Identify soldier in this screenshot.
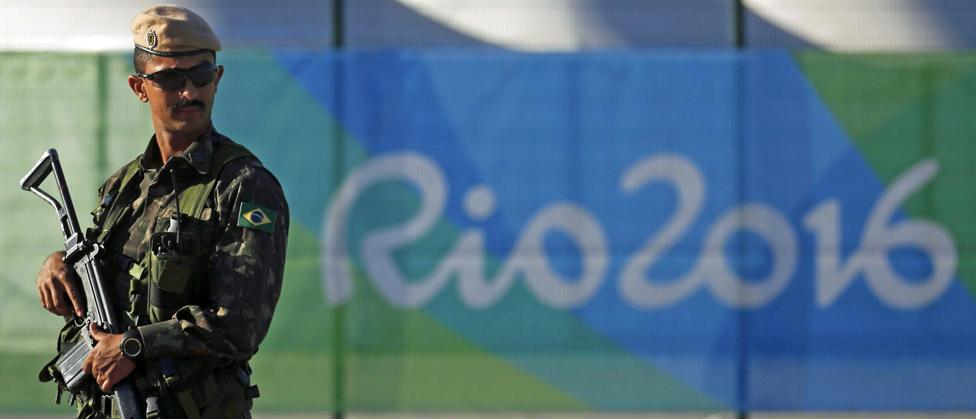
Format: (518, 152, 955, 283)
(33, 5, 289, 418)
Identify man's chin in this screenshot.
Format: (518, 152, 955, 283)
(164, 117, 209, 138)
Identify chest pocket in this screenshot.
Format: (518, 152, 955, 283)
(147, 184, 219, 323)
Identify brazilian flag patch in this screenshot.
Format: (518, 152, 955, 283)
(237, 202, 277, 233)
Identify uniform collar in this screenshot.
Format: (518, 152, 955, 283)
(139, 126, 217, 175)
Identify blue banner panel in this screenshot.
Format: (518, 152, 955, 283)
(228, 50, 976, 411)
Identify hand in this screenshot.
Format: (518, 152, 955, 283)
(36, 251, 85, 317)
(83, 324, 136, 392)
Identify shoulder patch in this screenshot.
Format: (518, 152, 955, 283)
(237, 202, 277, 233)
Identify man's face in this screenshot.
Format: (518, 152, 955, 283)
(128, 52, 223, 137)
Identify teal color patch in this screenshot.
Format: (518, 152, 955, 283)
(238, 201, 277, 233)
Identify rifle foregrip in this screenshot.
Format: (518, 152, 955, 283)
(114, 379, 146, 419)
(20, 149, 56, 191)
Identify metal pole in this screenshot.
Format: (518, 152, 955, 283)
(734, 2, 750, 419)
(95, 54, 108, 183)
(331, 1, 346, 419)
(734, 0, 746, 49)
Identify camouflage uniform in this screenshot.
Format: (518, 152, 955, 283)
(86, 127, 288, 418)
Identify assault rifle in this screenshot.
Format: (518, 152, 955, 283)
(21, 149, 146, 419)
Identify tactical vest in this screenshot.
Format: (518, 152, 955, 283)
(94, 140, 258, 327)
(46, 140, 263, 419)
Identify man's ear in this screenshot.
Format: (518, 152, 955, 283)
(213, 65, 224, 89)
(128, 75, 148, 102)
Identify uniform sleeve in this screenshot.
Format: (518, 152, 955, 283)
(137, 160, 289, 360)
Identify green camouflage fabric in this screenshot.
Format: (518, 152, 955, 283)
(89, 127, 288, 415)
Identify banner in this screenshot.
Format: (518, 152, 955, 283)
(1, 50, 975, 412)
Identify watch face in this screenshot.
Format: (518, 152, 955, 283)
(122, 337, 142, 358)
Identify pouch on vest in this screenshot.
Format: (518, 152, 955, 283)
(148, 213, 204, 323)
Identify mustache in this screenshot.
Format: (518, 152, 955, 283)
(172, 99, 205, 111)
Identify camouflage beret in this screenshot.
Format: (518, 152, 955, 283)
(131, 4, 221, 57)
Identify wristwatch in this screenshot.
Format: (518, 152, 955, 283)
(119, 329, 144, 360)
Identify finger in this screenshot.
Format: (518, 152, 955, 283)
(104, 373, 119, 392)
(94, 372, 106, 392)
(97, 371, 113, 392)
(38, 284, 51, 312)
(48, 286, 65, 314)
(49, 288, 72, 316)
(60, 272, 85, 318)
(37, 282, 45, 303)
(89, 323, 106, 340)
(82, 352, 92, 374)
(40, 286, 67, 316)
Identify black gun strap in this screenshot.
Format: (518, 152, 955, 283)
(96, 160, 144, 245)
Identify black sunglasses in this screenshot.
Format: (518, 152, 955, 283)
(136, 62, 221, 91)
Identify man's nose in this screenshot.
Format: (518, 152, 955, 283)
(177, 77, 199, 97)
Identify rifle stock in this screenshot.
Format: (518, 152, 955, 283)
(20, 149, 55, 191)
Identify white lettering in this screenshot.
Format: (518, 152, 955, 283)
(321, 153, 447, 307)
(322, 152, 958, 311)
(805, 159, 957, 309)
(323, 153, 608, 309)
(507, 204, 609, 308)
(618, 155, 706, 308)
(702, 204, 797, 308)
